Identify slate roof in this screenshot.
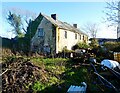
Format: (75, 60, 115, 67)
(41, 13, 88, 36)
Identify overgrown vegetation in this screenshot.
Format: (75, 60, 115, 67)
(2, 39, 120, 92)
(89, 38, 99, 48)
(72, 42, 90, 50)
(1, 37, 12, 49)
(24, 13, 43, 51)
(103, 41, 120, 52)
(2, 9, 120, 93)
(2, 13, 43, 55)
(2, 56, 98, 93)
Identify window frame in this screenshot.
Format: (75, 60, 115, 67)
(83, 35, 84, 40)
(80, 35, 81, 40)
(75, 33, 77, 39)
(38, 28, 44, 37)
(65, 31, 67, 39)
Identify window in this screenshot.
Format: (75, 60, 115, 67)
(65, 31, 67, 38)
(75, 33, 77, 39)
(83, 35, 84, 40)
(65, 46, 67, 48)
(33, 45, 38, 51)
(38, 28, 44, 37)
(52, 25, 56, 37)
(80, 35, 81, 40)
(87, 37, 88, 41)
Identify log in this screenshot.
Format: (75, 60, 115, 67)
(90, 62, 104, 85)
(94, 72, 119, 92)
(104, 66, 120, 80)
(0, 69, 9, 76)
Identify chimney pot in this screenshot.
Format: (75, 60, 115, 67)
(51, 14, 57, 20)
(73, 24, 77, 28)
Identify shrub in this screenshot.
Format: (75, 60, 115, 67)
(72, 42, 90, 50)
(32, 81, 45, 92)
(62, 47, 74, 53)
(89, 38, 99, 48)
(103, 41, 120, 52)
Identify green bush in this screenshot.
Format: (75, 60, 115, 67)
(72, 42, 90, 50)
(32, 81, 45, 92)
(91, 46, 114, 61)
(62, 47, 74, 53)
(103, 41, 120, 52)
(89, 38, 99, 48)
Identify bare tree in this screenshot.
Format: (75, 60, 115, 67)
(82, 22, 99, 47)
(104, 1, 120, 26)
(104, 1, 120, 39)
(82, 22, 98, 38)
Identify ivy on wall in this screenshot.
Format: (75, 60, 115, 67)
(23, 13, 43, 52)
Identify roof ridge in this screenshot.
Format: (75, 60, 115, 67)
(40, 13, 88, 36)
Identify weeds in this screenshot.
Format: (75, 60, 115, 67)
(2, 56, 99, 93)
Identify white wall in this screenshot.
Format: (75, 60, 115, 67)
(57, 29, 87, 52)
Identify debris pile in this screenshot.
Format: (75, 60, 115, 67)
(2, 57, 47, 93)
(89, 59, 120, 93)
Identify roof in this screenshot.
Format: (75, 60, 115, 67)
(40, 13, 88, 36)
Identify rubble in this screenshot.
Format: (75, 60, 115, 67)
(2, 57, 47, 93)
(89, 60, 120, 92)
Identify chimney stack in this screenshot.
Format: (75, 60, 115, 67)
(51, 14, 57, 20)
(73, 24, 77, 28)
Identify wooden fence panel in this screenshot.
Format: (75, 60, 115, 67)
(114, 52, 120, 62)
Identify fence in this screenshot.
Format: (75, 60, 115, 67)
(114, 52, 120, 62)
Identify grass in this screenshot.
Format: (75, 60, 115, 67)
(2, 56, 104, 93)
(30, 57, 90, 93)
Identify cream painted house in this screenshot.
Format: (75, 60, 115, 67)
(31, 13, 88, 54)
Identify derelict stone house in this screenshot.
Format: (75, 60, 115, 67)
(31, 13, 88, 54)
